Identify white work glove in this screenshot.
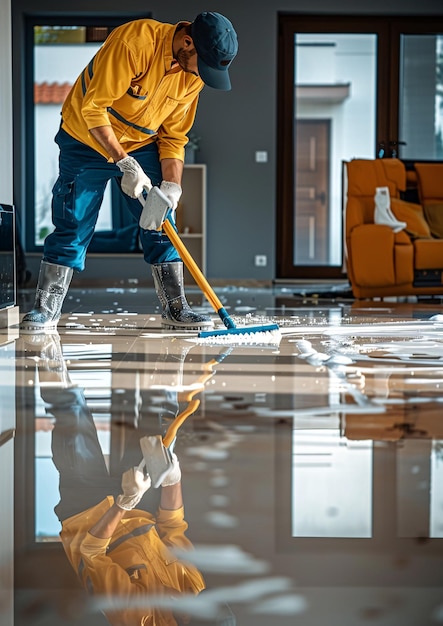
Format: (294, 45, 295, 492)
(117, 156, 152, 198)
(161, 452, 182, 487)
(159, 181, 182, 211)
(116, 465, 152, 510)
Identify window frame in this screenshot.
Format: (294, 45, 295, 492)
(23, 13, 151, 253)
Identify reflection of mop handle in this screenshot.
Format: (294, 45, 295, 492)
(162, 353, 228, 448)
(163, 399, 201, 448)
(140, 348, 232, 487)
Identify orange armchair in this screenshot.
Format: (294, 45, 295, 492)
(344, 158, 443, 299)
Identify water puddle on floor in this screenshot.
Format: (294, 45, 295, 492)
(5, 297, 443, 624)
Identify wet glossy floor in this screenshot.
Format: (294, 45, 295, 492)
(2, 286, 443, 625)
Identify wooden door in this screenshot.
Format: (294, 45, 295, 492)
(294, 120, 330, 265)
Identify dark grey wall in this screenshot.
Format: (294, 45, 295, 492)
(12, 0, 443, 284)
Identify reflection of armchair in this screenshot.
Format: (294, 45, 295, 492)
(344, 158, 443, 299)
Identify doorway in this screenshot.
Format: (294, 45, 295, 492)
(277, 14, 443, 280)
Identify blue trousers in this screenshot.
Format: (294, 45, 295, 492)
(43, 128, 180, 271)
(47, 384, 177, 521)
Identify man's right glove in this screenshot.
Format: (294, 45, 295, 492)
(161, 452, 182, 487)
(117, 156, 152, 198)
(116, 465, 152, 510)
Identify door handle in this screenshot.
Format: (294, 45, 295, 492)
(389, 140, 407, 158)
(316, 191, 326, 205)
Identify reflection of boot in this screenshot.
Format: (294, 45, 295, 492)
(23, 332, 73, 388)
(149, 338, 194, 388)
(136, 338, 192, 433)
(152, 261, 213, 330)
(20, 260, 73, 333)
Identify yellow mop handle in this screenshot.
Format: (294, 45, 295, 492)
(162, 220, 224, 314)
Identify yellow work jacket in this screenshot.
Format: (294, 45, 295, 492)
(61, 19, 204, 162)
(60, 496, 205, 626)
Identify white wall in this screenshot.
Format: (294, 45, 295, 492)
(0, 0, 12, 203)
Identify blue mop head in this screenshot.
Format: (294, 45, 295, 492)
(196, 305, 281, 344)
(197, 322, 281, 344)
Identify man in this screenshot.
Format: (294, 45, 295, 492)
(39, 337, 206, 624)
(23, 329, 236, 625)
(21, 12, 238, 333)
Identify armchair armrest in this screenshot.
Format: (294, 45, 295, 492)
(347, 224, 413, 287)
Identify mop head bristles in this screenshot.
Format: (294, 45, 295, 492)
(197, 323, 281, 345)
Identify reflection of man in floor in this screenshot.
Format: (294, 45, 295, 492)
(37, 334, 206, 625)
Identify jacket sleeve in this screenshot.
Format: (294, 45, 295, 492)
(155, 506, 194, 550)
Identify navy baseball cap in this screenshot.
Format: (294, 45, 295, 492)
(191, 12, 238, 91)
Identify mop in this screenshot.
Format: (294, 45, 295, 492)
(140, 347, 233, 487)
(139, 187, 281, 342)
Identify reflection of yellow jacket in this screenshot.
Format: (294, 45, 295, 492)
(61, 19, 204, 161)
(60, 496, 205, 626)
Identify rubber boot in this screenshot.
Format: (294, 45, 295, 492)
(20, 260, 73, 333)
(151, 262, 213, 330)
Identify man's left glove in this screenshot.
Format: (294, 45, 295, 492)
(117, 156, 152, 198)
(116, 465, 152, 510)
(160, 181, 182, 211)
(161, 452, 182, 487)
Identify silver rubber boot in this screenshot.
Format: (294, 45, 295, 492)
(151, 262, 213, 330)
(20, 260, 73, 333)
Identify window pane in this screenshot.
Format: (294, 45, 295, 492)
(294, 34, 377, 266)
(33, 27, 112, 246)
(399, 34, 443, 160)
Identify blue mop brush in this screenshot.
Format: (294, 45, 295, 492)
(161, 218, 280, 342)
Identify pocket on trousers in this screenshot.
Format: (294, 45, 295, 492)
(52, 177, 75, 222)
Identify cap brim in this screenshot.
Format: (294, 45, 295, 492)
(197, 57, 232, 91)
